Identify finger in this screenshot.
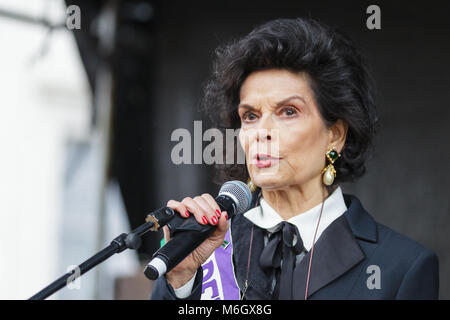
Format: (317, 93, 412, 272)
(167, 199, 190, 218)
(181, 197, 209, 225)
(211, 211, 229, 239)
(163, 226, 171, 243)
(200, 193, 222, 219)
(217, 211, 229, 232)
(194, 195, 219, 225)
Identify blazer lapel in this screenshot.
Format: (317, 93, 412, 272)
(231, 214, 273, 299)
(342, 194, 378, 243)
(292, 193, 378, 299)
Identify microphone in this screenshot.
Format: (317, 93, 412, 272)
(143, 180, 252, 280)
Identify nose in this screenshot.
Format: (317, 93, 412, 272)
(256, 114, 274, 143)
(256, 130, 272, 142)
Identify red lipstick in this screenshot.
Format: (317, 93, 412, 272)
(254, 154, 281, 168)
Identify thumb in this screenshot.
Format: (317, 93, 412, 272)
(217, 211, 229, 233)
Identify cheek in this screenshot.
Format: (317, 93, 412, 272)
(238, 129, 248, 152)
(279, 126, 306, 153)
(238, 129, 254, 160)
(279, 125, 327, 168)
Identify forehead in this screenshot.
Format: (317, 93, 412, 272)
(239, 69, 313, 102)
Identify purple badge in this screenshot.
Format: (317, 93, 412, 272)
(201, 229, 240, 300)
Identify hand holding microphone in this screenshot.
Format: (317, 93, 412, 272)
(144, 181, 251, 289)
(163, 194, 229, 289)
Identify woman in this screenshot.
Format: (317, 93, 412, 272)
(150, 17, 439, 300)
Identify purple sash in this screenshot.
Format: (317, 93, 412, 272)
(200, 229, 240, 300)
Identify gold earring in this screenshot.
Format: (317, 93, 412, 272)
(247, 178, 257, 192)
(322, 147, 340, 186)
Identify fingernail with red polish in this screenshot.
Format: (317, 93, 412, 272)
(211, 216, 218, 225)
(216, 209, 221, 217)
(224, 212, 228, 220)
(202, 216, 208, 224)
(185, 211, 190, 217)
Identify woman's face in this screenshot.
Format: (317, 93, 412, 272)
(238, 68, 340, 191)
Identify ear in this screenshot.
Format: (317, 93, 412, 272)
(328, 119, 348, 153)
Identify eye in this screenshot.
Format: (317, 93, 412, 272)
(241, 111, 257, 122)
(280, 106, 298, 117)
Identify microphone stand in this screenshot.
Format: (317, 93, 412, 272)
(29, 207, 174, 300)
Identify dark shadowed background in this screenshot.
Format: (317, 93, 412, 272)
(87, 0, 450, 298)
(107, 0, 448, 298)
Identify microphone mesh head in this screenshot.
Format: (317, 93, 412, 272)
(218, 180, 252, 215)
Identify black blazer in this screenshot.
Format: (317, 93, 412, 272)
(150, 193, 439, 300)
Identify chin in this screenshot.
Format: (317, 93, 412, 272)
(252, 175, 288, 191)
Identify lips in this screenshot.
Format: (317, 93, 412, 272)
(253, 154, 281, 168)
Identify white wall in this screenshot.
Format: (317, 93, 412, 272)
(0, 0, 139, 299)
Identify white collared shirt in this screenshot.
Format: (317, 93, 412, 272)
(173, 186, 348, 298)
(244, 186, 348, 251)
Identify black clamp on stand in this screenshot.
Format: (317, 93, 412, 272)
(29, 207, 175, 300)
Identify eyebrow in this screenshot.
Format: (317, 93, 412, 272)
(238, 94, 306, 111)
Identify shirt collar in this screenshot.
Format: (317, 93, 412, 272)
(244, 186, 348, 250)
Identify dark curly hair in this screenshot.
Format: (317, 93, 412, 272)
(201, 17, 379, 189)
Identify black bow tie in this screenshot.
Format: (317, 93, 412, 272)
(259, 221, 305, 299)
